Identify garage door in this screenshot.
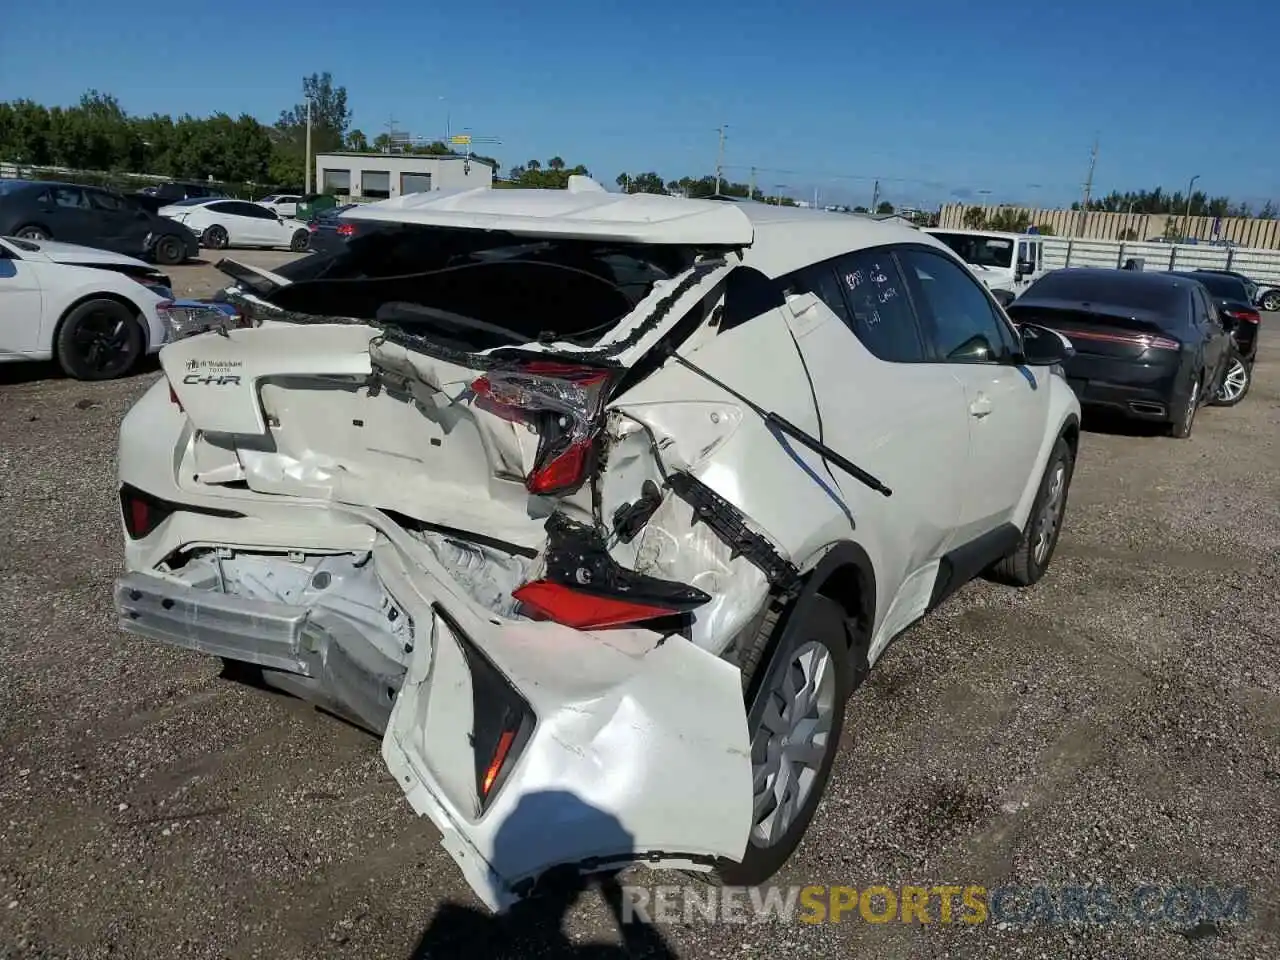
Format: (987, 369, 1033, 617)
(401, 173, 433, 195)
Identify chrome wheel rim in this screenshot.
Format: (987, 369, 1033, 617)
(1218, 358, 1247, 402)
(1184, 381, 1198, 433)
(1033, 462, 1067, 566)
(1263, 293, 1280, 312)
(749, 640, 837, 848)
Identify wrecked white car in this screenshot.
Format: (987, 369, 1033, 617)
(113, 179, 1081, 912)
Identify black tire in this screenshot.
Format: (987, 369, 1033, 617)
(290, 229, 310, 252)
(152, 233, 185, 265)
(1168, 375, 1201, 439)
(988, 436, 1075, 587)
(1210, 349, 1250, 407)
(713, 596, 855, 887)
(1261, 290, 1280, 312)
(202, 225, 229, 249)
(14, 224, 50, 241)
(54, 299, 144, 381)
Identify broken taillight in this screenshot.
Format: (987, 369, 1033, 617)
(120, 484, 174, 539)
(512, 581, 687, 629)
(471, 359, 620, 496)
(511, 513, 713, 630)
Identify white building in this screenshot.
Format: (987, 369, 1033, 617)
(312, 153, 494, 199)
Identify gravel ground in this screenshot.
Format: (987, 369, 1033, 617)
(1, 259, 1277, 959)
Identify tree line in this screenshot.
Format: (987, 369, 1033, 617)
(2, 85, 1274, 219)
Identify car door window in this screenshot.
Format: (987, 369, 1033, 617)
(53, 187, 89, 210)
(88, 191, 125, 213)
(902, 248, 1016, 363)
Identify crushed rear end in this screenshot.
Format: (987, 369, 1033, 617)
(112, 191, 818, 909)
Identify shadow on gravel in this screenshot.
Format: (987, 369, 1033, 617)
(0, 354, 160, 386)
(408, 790, 678, 960)
(1079, 408, 1170, 438)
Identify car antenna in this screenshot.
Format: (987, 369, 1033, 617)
(659, 344, 892, 497)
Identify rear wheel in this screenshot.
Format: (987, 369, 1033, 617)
(1261, 290, 1280, 312)
(290, 228, 310, 252)
(713, 597, 854, 886)
(1168, 376, 1200, 439)
(152, 233, 185, 265)
(55, 299, 144, 380)
(15, 224, 50, 241)
(202, 224, 229, 249)
(1211, 350, 1250, 406)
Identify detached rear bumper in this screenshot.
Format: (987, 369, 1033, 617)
(112, 508, 753, 913)
(114, 570, 405, 734)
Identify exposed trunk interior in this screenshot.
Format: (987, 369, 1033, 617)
(257, 225, 700, 352)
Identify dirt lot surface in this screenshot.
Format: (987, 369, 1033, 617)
(1, 259, 1277, 958)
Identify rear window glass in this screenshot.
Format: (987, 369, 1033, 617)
(0, 180, 33, 196)
(1021, 271, 1185, 314)
(1178, 273, 1246, 299)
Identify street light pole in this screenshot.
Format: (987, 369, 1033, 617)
(304, 97, 312, 193)
(1183, 174, 1200, 242)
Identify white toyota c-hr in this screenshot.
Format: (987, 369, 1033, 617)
(112, 179, 1081, 911)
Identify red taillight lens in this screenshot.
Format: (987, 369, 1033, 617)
(1147, 336, 1181, 350)
(335, 223, 356, 237)
(1056, 328, 1180, 351)
(308, 223, 319, 233)
(512, 581, 681, 629)
(471, 359, 619, 496)
(1226, 309, 1261, 325)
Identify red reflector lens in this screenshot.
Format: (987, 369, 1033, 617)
(512, 580, 679, 629)
(335, 223, 356, 236)
(481, 729, 517, 797)
(129, 498, 150, 536)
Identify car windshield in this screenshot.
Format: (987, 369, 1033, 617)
(1021, 271, 1185, 314)
(929, 232, 1015, 269)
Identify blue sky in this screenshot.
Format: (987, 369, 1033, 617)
(2, 0, 1276, 210)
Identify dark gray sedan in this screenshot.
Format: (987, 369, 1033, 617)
(0, 179, 200, 265)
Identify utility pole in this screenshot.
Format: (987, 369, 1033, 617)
(715, 125, 727, 195)
(1079, 137, 1098, 237)
(304, 98, 313, 193)
(749, 165, 756, 199)
(870, 179, 880, 212)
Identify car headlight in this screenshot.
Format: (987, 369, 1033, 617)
(157, 299, 253, 341)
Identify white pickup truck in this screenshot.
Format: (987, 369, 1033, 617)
(924, 229, 1047, 305)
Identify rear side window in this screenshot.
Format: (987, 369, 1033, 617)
(831, 249, 926, 362)
(88, 191, 124, 212)
(784, 249, 926, 362)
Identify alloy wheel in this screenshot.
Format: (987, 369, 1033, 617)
(1183, 380, 1199, 434)
(1033, 461, 1067, 566)
(73, 310, 135, 377)
(1217, 357, 1248, 403)
(749, 640, 838, 848)
(1262, 292, 1280, 312)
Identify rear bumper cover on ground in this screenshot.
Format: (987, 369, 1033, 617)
(111, 508, 754, 912)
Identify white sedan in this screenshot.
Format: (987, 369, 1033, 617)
(255, 194, 302, 217)
(0, 236, 171, 380)
(158, 198, 311, 252)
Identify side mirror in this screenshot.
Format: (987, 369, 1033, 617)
(1017, 322, 1076, 365)
(1015, 259, 1034, 279)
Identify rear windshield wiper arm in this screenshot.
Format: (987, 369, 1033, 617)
(661, 346, 892, 497)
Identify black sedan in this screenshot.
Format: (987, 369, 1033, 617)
(1168, 270, 1260, 363)
(0, 179, 199, 265)
(1008, 269, 1233, 439)
(305, 203, 365, 255)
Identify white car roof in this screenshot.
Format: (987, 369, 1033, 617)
(342, 177, 950, 279)
(924, 228, 1029, 241)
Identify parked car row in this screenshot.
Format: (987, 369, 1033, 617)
(107, 181, 1255, 917)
